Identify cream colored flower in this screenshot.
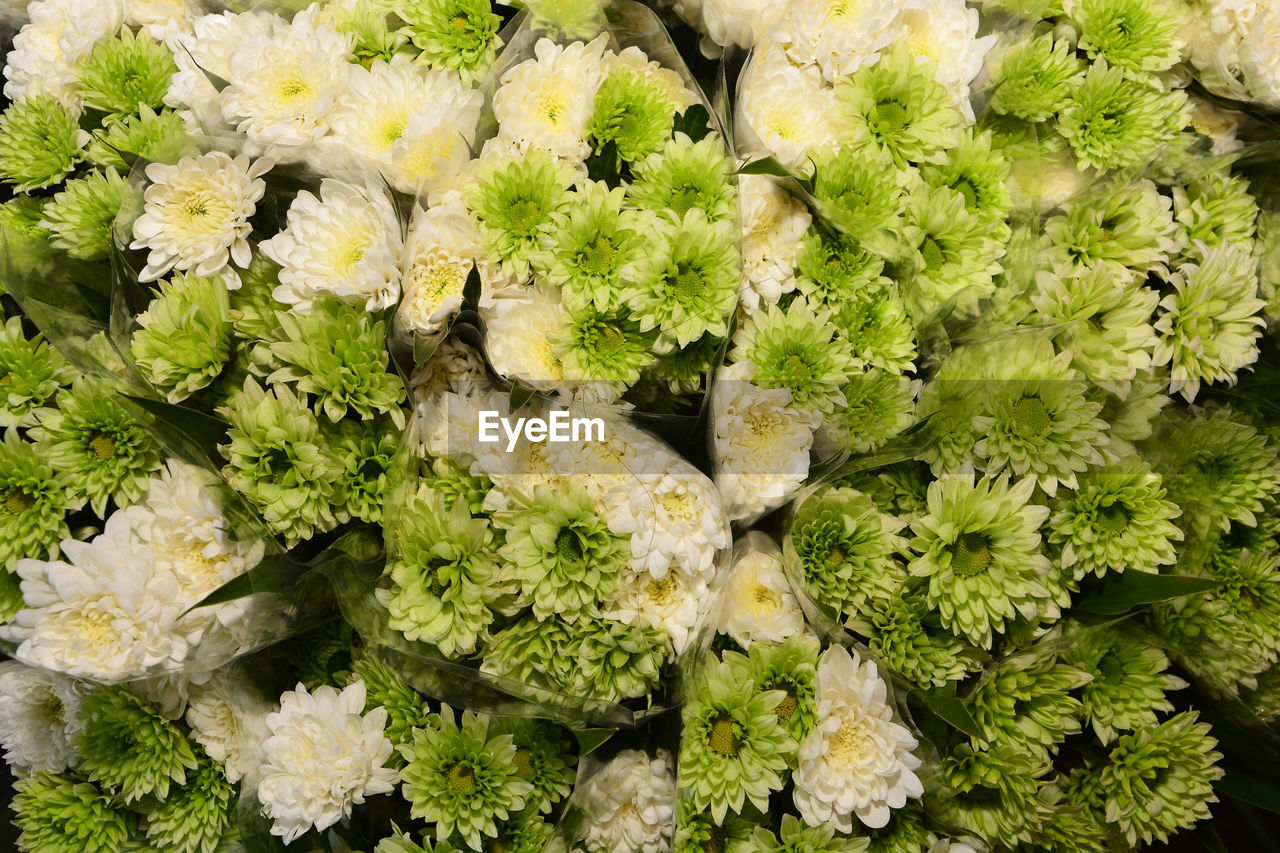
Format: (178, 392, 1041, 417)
(1242, 0, 1280, 107)
(772, 0, 899, 81)
(894, 0, 995, 121)
(606, 563, 707, 655)
(719, 532, 806, 647)
(2, 0, 124, 106)
(0, 660, 88, 773)
(186, 672, 272, 786)
(395, 194, 492, 338)
(126, 0, 199, 40)
(738, 173, 810, 312)
(607, 470, 730, 580)
(1187, 94, 1246, 154)
(481, 289, 568, 387)
(578, 749, 676, 853)
(737, 44, 840, 171)
(793, 645, 923, 831)
(165, 10, 281, 135)
(492, 35, 609, 163)
(258, 681, 398, 844)
(130, 150, 270, 288)
(676, 0, 790, 52)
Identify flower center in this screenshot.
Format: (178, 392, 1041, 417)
(1011, 395, 1052, 437)
(555, 529, 584, 566)
(747, 581, 781, 615)
(332, 233, 373, 274)
(274, 72, 314, 105)
(874, 100, 910, 136)
(779, 353, 814, 387)
(180, 544, 223, 588)
(512, 747, 535, 779)
(4, 488, 33, 514)
(830, 716, 869, 763)
(378, 115, 409, 147)
(507, 199, 543, 235)
(772, 681, 799, 721)
(708, 715, 740, 757)
(671, 263, 704, 305)
(578, 235, 617, 276)
(951, 532, 993, 577)
(447, 761, 476, 791)
(0, 374, 10, 384)
(89, 432, 117, 459)
(1096, 502, 1130, 534)
(645, 575, 681, 606)
(920, 236, 946, 271)
(452, 14, 474, 36)
(700, 826, 727, 853)
(670, 187, 703, 217)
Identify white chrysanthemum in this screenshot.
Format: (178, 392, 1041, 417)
(606, 564, 707, 654)
(481, 289, 568, 386)
(677, 0, 790, 52)
(1008, 148, 1094, 212)
(129, 151, 270, 288)
(0, 660, 88, 773)
(0, 512, 186, 681)
(536, 412, 645, 504)
(772, 0, 899, 81)
(792, 645, 923, 831)
(1153, 241, 1267, 401)
(492, 35, 608, 163)
(738, 173, 810, 312)
(263, 179, 404, 311)
(606, 45, 702, 112)
(220, 5, 354, 153)
(186, 672, 272, 786)
(395, 194, 495, 338)
(719, 532, 806, 647)
(738, 45, 841, 171)
(578, 749, 676, 853)
(2, 0, 124, 106)
(165, 10, 281, 135)
(315, 54, 482, 195)
(258, 681, 398, 845)
(607, 471, 730, 580)
(713, 361, 822, 522)
(1242, 0, 1280, 107)
(1187, 94, 1246, 155)
(893, 0, 995, 122)
(126, 0, 199, 40)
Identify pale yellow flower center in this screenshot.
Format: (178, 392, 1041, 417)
(830, 715, 870, 764)
(272, 70, 315, 108)
(766, 113, 797, 142)
(406, 255, 467, 317)
(645, 575, 682, 606)
(67, 604, 119, 648)
(746, 580, 781, 616)
(535, 81, 573, 128)
(178, 188, 232, 229)
(180, 544, 226, 590)
(396, 129, 454, 181)
(329, 231, 374, 275)
(824, 0, 865, 25)
(659, 488, 697, 523)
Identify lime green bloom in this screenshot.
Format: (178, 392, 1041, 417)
(1038, 771, 1112, 853)
(1047, 458, 1182, 580)
(827, 368, 917, 455)
(752, 814, 868, 852)
(268, 296, 406, 425)
(649, 330, 721, 394)
(537, 182, 645, 313)
(0, 430, 70, 571)
(836, 46, 963, 166)
(810, 146, 906, 241)
(1039, 178, 1179, 277)
(587, 71, 677, 164)
(1257, 210, 1280, 324)
(1057, 62, 1187, 172)
(988, 34, 1085, 122)
(466, 151, 574, 280)
(39, 168, 129, 261)
(228, 252, 286, 344)
(920, 128, 1013, 232)
(849, 589, 984, 689)
(0, 94, 84, 191)
(421, 454, 491, 516)
(76, 30, 177, 117)
(0, 315, 72, 429)
(398, 0, 503, 83)
(897, 183, 1002, 320)
(384, 484, 504, 657)
(350, 652, 435, 752)
(376, 824, 460, 852)
(398, 705, 534, 851)
(1172, 171, 1258, 258)
(85, 105, 194, 171)
(1151, 583, 1272, 698)
(522, 0, 607, 38)
(907, 471, 1052, 648)
(742, 633, 821, 748)
(496, 484, 625, 622)
(490, 718, 577, 814)
(859, 806, 935, 853)
(623, 208, 739, 348)
(13, 772, 139, 853)
(679, 657, 794, 822)
(554, 307, 658, 391)
(292, 620, 357, 690)
(928, 744, 1048, 847)
(32, 381, 163, 516)
(75, 685, 199, 803)
(968, 652, 1089, 759)
(628, 132, 735, 223)
(131, 272, 233, 403)
(327, 0, 406, 61)
(795, 230, 886, 301)
(0, 569, 22, 622)
(485, 809, 556, 853)
(731, 299, 857, 415)
(329, 418, 400, 525)
(675, 803, 755, 853)
(139, 750, 234, 853)
(216, 378, 336, 546)
(790, 486, 908, 616)
(1070, 0, 1182, 77)
(1098, 712, 1222, 846)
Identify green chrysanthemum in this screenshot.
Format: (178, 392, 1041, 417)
(350, 652, 435, 751)
(228, 252, 287, 346)
(1047, 458, 1182, 580)
(752, 814, 868, 853)
(466, 150, 574, 279)
(740, 633, 821, 747)
(1069, 0, 1182, 76)
(0, 194, 51, 242)
(826, 368, 917, 456)
(1257, 209, 1280, 324)
(384, 484, 504, 657)
(1150, 576, 1272, 698)
(399, 0, 503, 82)
(1098, 712, 1222, 846)
(1172, 171, 1258, 258)
(131, 272, 234, 403)
(1039, 178, 1179, 278)
(0, 569, 23, 622)
(0, 94, 84, 191)
(897, 183, 1002, 320)
(836, 46, 963, 166)
(553, 307, 658, 390)
(537, 182, 645, 313)
(85, 105, 194, 171)
(809, 146, 906, 244)
(268, 296, 406, 425)
(375, 824, 454, 853)
(988, 34, 1085, 122)
(795, 230, 887, 301)
(968, 652, 1089, 759)
(485, 809, 556, 853)
(859, 805, 934, 853)
(328, 0, 406, 60)
(0, 315, 72, 429)
(1243, 663, 1280, 722)
(329, 418, 399, 525)
(907, 470, 1052, 648)
(628, 132, 735, 223)
(496, 484, 625, 622)
(480, 616, 579, 698)
(587, 71, 677, 163)
(623, 208, 739, 348)
(38, 168, 129, 261)
(573, 615, 668, 703)
(490, 718, 576, 814)
(32, 381, 163, 516)
(139, 750, 234, 853)
(76, 30, 177, 118)
(837, 463, 932, 524)
(849, 589, 984, 689)
(291, 620, 356, 690)
(649, 330, 722, 394)
(0, 430, 70, 570)
(790, 486, 908, 615)
(674, 802, 755, 853)
(216, 378, 336, 546)
(422, 454, 492, 516)
(1060, 623, 1184, 744)
(398, 705, 534, 851)
(1057, 61, 1187, 173)
(679, 657, 794, 822)
(731, 298, 857, 415)
(75, 686, 199, 803)
(12, 772, 138, 853)
(1038, 771, 1113, 853)
(928, 743, 1048, 847)
(920, 128, 1013, 232)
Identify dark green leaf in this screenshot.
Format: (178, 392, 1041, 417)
(1074, 570, 1220, 615)
(509, 379, 536, 413)
(572, 728, 615, 756)
(737, 157, 793, 178)
(1216, 767, 1280, 815)
(585, 140, 620, 184)
(461, 265, 482, 313)
(187, 553, 307, 610)
(910, 690, 982, 737)
(673, 103, 712, 143)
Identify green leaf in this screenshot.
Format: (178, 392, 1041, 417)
(910, 689, 982, 737)
(1216, 767, 1280, 815)
(737, 156, 793, 178)
(572, 728, 615, 756)
(509, 378, 536, 413)
(187, 553, 307, 610)
(585, 140, 620, 184)
(1074, 570, 1220, 615)
(673, 103, 712, 143)
(461, 264, 482, 313)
